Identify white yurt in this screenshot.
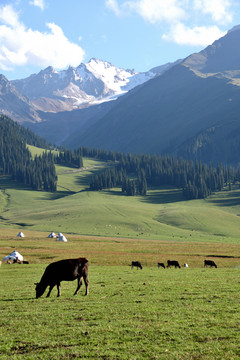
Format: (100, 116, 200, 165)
(56, 233, 68, 242)
(48, 232, 57, 238)
(3, 250, 24, 262)
(17, 232, 25, 238)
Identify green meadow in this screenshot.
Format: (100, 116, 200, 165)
(0, 152, 240, 243)
(1, 149, 240, 359)
(0, 263, 239, 359)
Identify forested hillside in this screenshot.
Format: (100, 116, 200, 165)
(1, 114, 240, 200)
(0, 115, 57, 191)
(79, 147, 240, 200)
(0, 115, 85, 192)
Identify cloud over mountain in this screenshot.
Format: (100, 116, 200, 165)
(105, 0, 232, 47)
(0, 4, 85, 71)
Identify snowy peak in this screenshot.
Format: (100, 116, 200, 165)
(11, 58, 161, 112)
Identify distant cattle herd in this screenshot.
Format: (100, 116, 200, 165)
(131, 259, 218, 270)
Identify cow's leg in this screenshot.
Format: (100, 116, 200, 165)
(74, 276, 82, 295)
(83, 274, 89, 296)
(57, 282, 61, 297)
(46, 285, 54, 297)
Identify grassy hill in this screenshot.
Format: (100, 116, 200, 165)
(1, 146, 240, 360)
(1, 146, 240, 244)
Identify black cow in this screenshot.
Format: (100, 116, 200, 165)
(157, 262, 165, 269)
(35, 258, 89, 298)
(131, 261, 143, 269)
(167, 260, 181, 268)
(204, 260, 217, 268)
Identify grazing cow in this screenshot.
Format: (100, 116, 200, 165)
(167, 260, 181, 268)
(131, 261, 143, 270)
(184, 263, 189, 268)
(157, 262, 165, 269)
(35, 258, 89, 298)
(204, 260, 217, 268)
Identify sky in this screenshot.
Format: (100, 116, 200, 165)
(0, 0, 240, 80)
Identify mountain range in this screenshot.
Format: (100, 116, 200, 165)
(1, 25, 240, 164)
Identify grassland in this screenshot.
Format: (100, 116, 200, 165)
(0, 262, 239, 359)
(1, 149, 240, 359)
(0, 152, 240, 243)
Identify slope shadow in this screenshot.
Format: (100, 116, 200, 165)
(98, 187, 184, 205)
(209, 190, 240, 207)
(141, 188, 184, 205)
(0, 176, 31, 191)
(75, 167, 107, 188)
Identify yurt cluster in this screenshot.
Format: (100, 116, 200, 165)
(1, 231, 68, 265)
(48, 232, 68, 242)
(16, 231, 68, 242)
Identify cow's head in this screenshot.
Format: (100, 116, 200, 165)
(35, 282, 45, 299)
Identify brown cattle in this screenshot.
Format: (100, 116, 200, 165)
(131, 261, 143, 269)
(35, 258, 89, 298)
(167, 260, 181, 268)
(204, 260, 217, 268)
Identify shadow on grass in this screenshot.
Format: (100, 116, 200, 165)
(208, 190, 240, 207)
(93, 187, 184, 205)
(141, 188, 184, 205)
(0, 175, 76, 201)
(75, 167, 106, 188)
(0, 297, 36, 302)
(0, 176, 31, 191)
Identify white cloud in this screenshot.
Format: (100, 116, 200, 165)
(0, 4, 21, 27)
(105, 0, 122, 16)
(162, 23, 226, 46)
(194, 0, 232, 24)
(106, 0, 233, 25)
(106, 0, 233, 46)
(0, 5, 85, 71)
(29, 0, 45, 11)
(127, 0, 187, 24)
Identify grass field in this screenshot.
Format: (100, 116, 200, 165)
(1, 149, 240, 358)
(0, 153, 240, 243)
(0, 262, 239, 359)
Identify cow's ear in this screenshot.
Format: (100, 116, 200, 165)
(34, 282, 39, 285)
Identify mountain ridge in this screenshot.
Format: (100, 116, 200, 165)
(11, 58, 174, 113)
(1, 25, 240, 164)
(62, 25, 240, 165)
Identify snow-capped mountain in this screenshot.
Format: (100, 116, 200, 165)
(12, 58, 162, 112)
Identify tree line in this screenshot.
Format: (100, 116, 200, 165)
(77, 146, 239, 199)
(0, 115, 84, 192)
(1, 114, 239, 199)
(0, 115, 57, 191)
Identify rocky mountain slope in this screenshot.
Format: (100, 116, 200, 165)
(63, 26, 240, 165)
(0, 74, 40, 123)
(1, 26, 240, 164)
(12, 58, 176, 113)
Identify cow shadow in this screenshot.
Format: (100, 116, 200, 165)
(0, 297, 35, 302)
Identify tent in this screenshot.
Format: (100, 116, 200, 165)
(48, 232, 57, 238)
(17, 232, 25, 237)
(3, 250, 24, 262)
(56, 233, 68, 242)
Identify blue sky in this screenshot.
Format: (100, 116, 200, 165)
(0, 0, 240, 80)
